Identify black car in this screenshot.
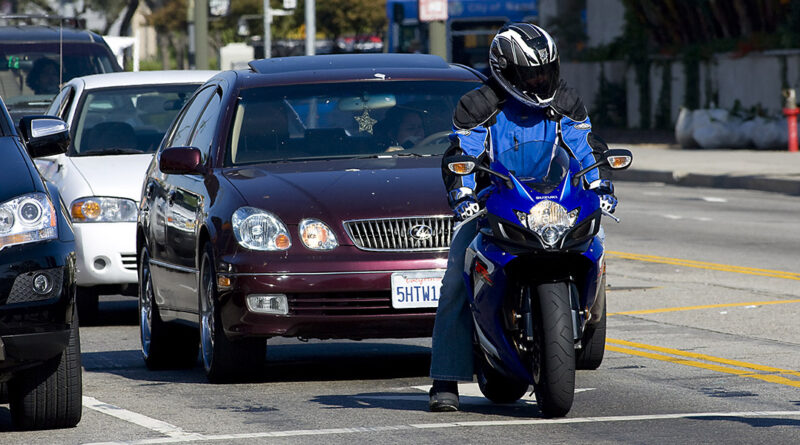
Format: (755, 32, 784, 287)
(0, 96, 81, 429)
(0, 16, 121, 125)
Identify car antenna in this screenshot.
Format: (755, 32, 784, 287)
(59, 16, 64, 86)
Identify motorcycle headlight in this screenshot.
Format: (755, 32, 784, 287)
(516, 200, 579, 247)
(0, 193, 57, 250)
(70, 197, 138, 222)
(299, 219, 338, 250)
(232, 207, 291, 251)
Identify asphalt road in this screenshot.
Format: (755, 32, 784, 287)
(2, 181, 799, 444)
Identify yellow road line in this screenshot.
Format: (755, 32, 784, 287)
(606, 345, 800, 389)
(608, 338, 800, 378)
(607, 251, 800, 281)
(608, 299, 800, 316)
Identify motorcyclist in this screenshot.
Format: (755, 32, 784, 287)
(429, 22, 618, 412)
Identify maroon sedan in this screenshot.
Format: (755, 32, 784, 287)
(136, 54, 482, 381)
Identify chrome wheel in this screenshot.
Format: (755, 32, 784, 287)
(139, 249, 154, 359)
(200, 251, 216, 373)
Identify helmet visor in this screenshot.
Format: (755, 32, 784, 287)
(504, 62, 560, 103)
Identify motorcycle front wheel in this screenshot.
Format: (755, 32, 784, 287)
(531, 282, 575, 417)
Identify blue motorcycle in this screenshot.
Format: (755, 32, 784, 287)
(445, 141, 632, 417)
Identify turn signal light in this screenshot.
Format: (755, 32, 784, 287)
(275, 234, 291, 250)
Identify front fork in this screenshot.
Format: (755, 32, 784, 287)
(518, 281, 584, 349)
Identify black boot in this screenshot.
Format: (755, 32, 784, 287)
(429, 380, 459, 412)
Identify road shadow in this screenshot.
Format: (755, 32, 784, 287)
(80, 341, 431, 385)
(687, 415, 800, 428)
(79, 296, 138, 327)
(311, 391, 543, 418)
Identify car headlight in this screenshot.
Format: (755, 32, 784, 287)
(70, 197, 137, 222)
(516, 200, 579, 247)
(232, 207, 291, 251)
(0, 193, 57, 250)
(299, 219, 338, 250)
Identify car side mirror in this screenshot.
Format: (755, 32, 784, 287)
(160, 146, 204, 175)
(18, 115, 70, 158)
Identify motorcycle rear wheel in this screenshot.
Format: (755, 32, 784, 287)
(576, 275, 606, 370)
(477, 359, 529, 404)
(531, 282, 575, 418)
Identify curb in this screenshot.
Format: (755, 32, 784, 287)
(616, 170, 800, 196)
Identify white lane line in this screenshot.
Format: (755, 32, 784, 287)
(82, 396, 202, 440)
(82, 410, 800, 445)
(702, 197, 727, 203)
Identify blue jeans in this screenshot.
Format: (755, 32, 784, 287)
(429, 218, 478, 382)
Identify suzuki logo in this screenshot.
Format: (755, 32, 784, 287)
(409, 224, 433, 241)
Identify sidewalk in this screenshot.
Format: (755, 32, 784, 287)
(599, 129, 800, 196)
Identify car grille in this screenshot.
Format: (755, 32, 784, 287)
(344, 216, 453, 251)
(121, 253, 137, 271)
(288, 292, 435, 316)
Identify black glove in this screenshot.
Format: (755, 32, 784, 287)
(453, 79, 506, 130)
(547, 79, 588, 122)
(452, 196, 481, 221)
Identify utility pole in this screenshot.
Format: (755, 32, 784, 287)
(263, 0, 294, 59)
(305, 0, 315, 56)
(195, 0, 209, 69)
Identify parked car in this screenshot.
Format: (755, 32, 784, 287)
(0, 16, 121, 125)
(136, 53, 482, 382)
(0, 96, 81, 429)
(34, 70, 218, 321)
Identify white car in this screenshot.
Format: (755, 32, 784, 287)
(35, 70, 218, 320)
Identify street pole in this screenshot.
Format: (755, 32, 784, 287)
(263, 0, 271, 58)
(305, 0, 315, 56)
(429, 20, 447, 60)
(187, 0, 195, 68)
(195, 0, 209, 69)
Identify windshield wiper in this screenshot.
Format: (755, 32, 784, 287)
(74, 148, 145, 157)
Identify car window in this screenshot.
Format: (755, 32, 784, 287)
(168, 86, 216, 148)
(189, 89, 222, 162)
(226, 80, 479, 165)
(0, 42, 117, 116)
(70, 84, 199, 156)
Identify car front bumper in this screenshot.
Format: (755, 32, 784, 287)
(0, 238, 76, 373)
(73, 222, 138, 286)
(217, 252, 448, 340)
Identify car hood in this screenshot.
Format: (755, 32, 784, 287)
(68, 153, 153, 201)
(222, 156, 451, 223)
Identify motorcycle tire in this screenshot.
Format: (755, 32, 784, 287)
(531, 282, 575, 418)
(477, 359, 529, 404)
(576, 277, 606, 370)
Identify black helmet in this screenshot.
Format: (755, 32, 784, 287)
(489, 23, 560, 108)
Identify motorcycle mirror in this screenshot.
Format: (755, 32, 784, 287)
(605, 149, 633, 170)
(444, 155, 479, 175)
(573, 148, 634, 186)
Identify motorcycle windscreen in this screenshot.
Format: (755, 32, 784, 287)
(494, 140, 570, 193)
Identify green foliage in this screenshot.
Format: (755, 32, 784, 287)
(590, 65, 627, 127)
(654, 61, 672, 130)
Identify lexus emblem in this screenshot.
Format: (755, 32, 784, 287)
(409, 224, 433, 241)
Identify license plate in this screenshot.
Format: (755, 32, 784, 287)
(391, 271, 444, 309)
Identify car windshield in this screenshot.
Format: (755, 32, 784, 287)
(71, 84, 198, 156)
(226, 80, 480, 165)
(0, 42, 118, 111)
(494, 140, 570, 190)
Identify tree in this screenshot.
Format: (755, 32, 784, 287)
(145, 0, 189, 69)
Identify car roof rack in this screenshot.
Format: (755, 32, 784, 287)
(0, 14, 86, 29)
